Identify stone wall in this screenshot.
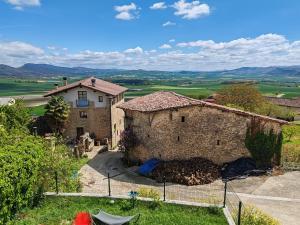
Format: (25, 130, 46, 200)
(125, 105, 282, 165)
(111, 99, 125, 148)
(63, 101, 111, 143)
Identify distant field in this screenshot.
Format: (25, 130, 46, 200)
(0, 77, 299, 100)
(0, 78, 55, 96)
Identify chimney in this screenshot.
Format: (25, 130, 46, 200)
(63, 77, 68, 86)
(91, 78, 96, 87)
(54, 83, 59, 89)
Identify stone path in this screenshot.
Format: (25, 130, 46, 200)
(79, 150, 300, 225)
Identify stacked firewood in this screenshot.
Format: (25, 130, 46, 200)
(152, 158, 220, 186)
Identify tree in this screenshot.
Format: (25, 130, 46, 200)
(283, 125, 299, 142)
(215, 84, 265, 112)
(0, 100, 31, 131)
(45, 96, 70, 133)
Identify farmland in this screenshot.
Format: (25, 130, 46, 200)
(0, 77, 299, 100)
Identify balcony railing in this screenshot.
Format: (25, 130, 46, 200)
(76, 99, 89, 107)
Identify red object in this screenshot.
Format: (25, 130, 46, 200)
(72, 212, 92, 225)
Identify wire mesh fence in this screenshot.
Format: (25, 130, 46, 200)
(52, 168, 245, 224)
(225, 181, 243, 225)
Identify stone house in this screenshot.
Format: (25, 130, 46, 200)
(118, 91, 287, 165)
(44, 77, 127, 149)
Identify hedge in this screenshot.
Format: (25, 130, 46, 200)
(0, 133, 45, 224)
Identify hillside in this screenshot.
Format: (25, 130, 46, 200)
(0, 63, 300, 81)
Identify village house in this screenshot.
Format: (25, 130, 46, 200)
(44, 77, 127, 149)
(265, 96, 300, 120)
(118, 91, 287, 165)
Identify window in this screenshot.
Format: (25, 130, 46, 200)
(99, 96, 103, 102)
(114, 123, 116, 132)
(181, 116, 185, 122)
(177, 136, 180, 141)
(79, 111, 87, 118)
(78, 91, 87, 100)
(217, 140, 220, 145)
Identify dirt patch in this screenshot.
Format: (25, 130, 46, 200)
(152, 158, 220, 186)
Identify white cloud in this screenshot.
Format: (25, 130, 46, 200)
(5, 0, 41, 10)
(163, 21, 176, 27)
(114, 3, 139, 20)
(124, 46, 143, 54)
(169, 39, 176, 43)
(173, 0, 210, 19)
(150, 2, 167, 10)
(3, 34, 300, 71)
(160, 44, 172, 49)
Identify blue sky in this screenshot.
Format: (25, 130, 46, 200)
(1, 0, 300, 71)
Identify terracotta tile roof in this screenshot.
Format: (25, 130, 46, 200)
(44, 77, 128, 97)
(265, 96, 300, 108)
(118, 91, 287, 124)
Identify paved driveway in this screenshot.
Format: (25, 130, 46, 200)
(79, 150, 300, 225)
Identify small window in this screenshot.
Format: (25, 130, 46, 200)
(181, 116, 185, 122)
(79, 111, 87, 118)
(99, 96, 103, 102)
(78, 91, 87, 100)
(177, 136, 180, 141)
(217, 140, 220, 145)
(169, 112, 173, 120)
(114, 123, 116, 132)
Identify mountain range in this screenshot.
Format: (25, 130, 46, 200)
(1, 63, 300, 81)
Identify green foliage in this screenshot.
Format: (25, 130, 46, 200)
(245, 120, 283, 167)
(137, 188, 162, 210)
(41, 138, 84, 192)
(0, 100, 31, 131)
(120, 199, 133, 211)
(0, 131, 45, 224)
(216, 84, 265, 112)
(118, 127, 138, 161)
(241, 205, 281, 225)
(283, 125, 299, 142)
(45, 96, 70, 133)
(138, 187, 160, 199)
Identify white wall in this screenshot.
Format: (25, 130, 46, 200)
(57, 87, 109, 108)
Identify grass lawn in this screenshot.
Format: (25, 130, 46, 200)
(10, 196, 228, 225)
(29, 104, 47, 116)
(282, 125, 300, 166)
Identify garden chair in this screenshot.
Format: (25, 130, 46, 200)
(92, 210, 140, 225)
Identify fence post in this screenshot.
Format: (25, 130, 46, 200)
(237, 201, 242, 225)
(163, 176, 166, 201)
(223, 180, 227, 208)
(55, 171, 58, 194)
(108, 173, 111, 197)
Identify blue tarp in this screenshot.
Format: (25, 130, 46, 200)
(138, 158, 160, 176)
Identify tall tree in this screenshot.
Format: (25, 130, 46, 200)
(45, 96, 70, 133)
(215, 84, 265, 112)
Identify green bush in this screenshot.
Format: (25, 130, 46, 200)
(0, 132, 45, 224)
(138, 188, 160, 199)
(41, 142, 82, 193)
(245, 120, 283, 167)
(241, 205, 281, 225)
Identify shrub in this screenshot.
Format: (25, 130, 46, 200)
(41, 142, 82, 192)
(241, 205, 281, 225)
(118, 127, 138, 161)
(281, 145, 300, 164)
(0, 132, 45, 224)
(283, 125, 299, 142)
(138, 187, 160, 199)
(245, 119, 283, 167)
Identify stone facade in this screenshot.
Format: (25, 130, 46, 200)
(44, 77, 127, 149)
(124, 105, 282, 165)
(64, 100, 111, 143)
